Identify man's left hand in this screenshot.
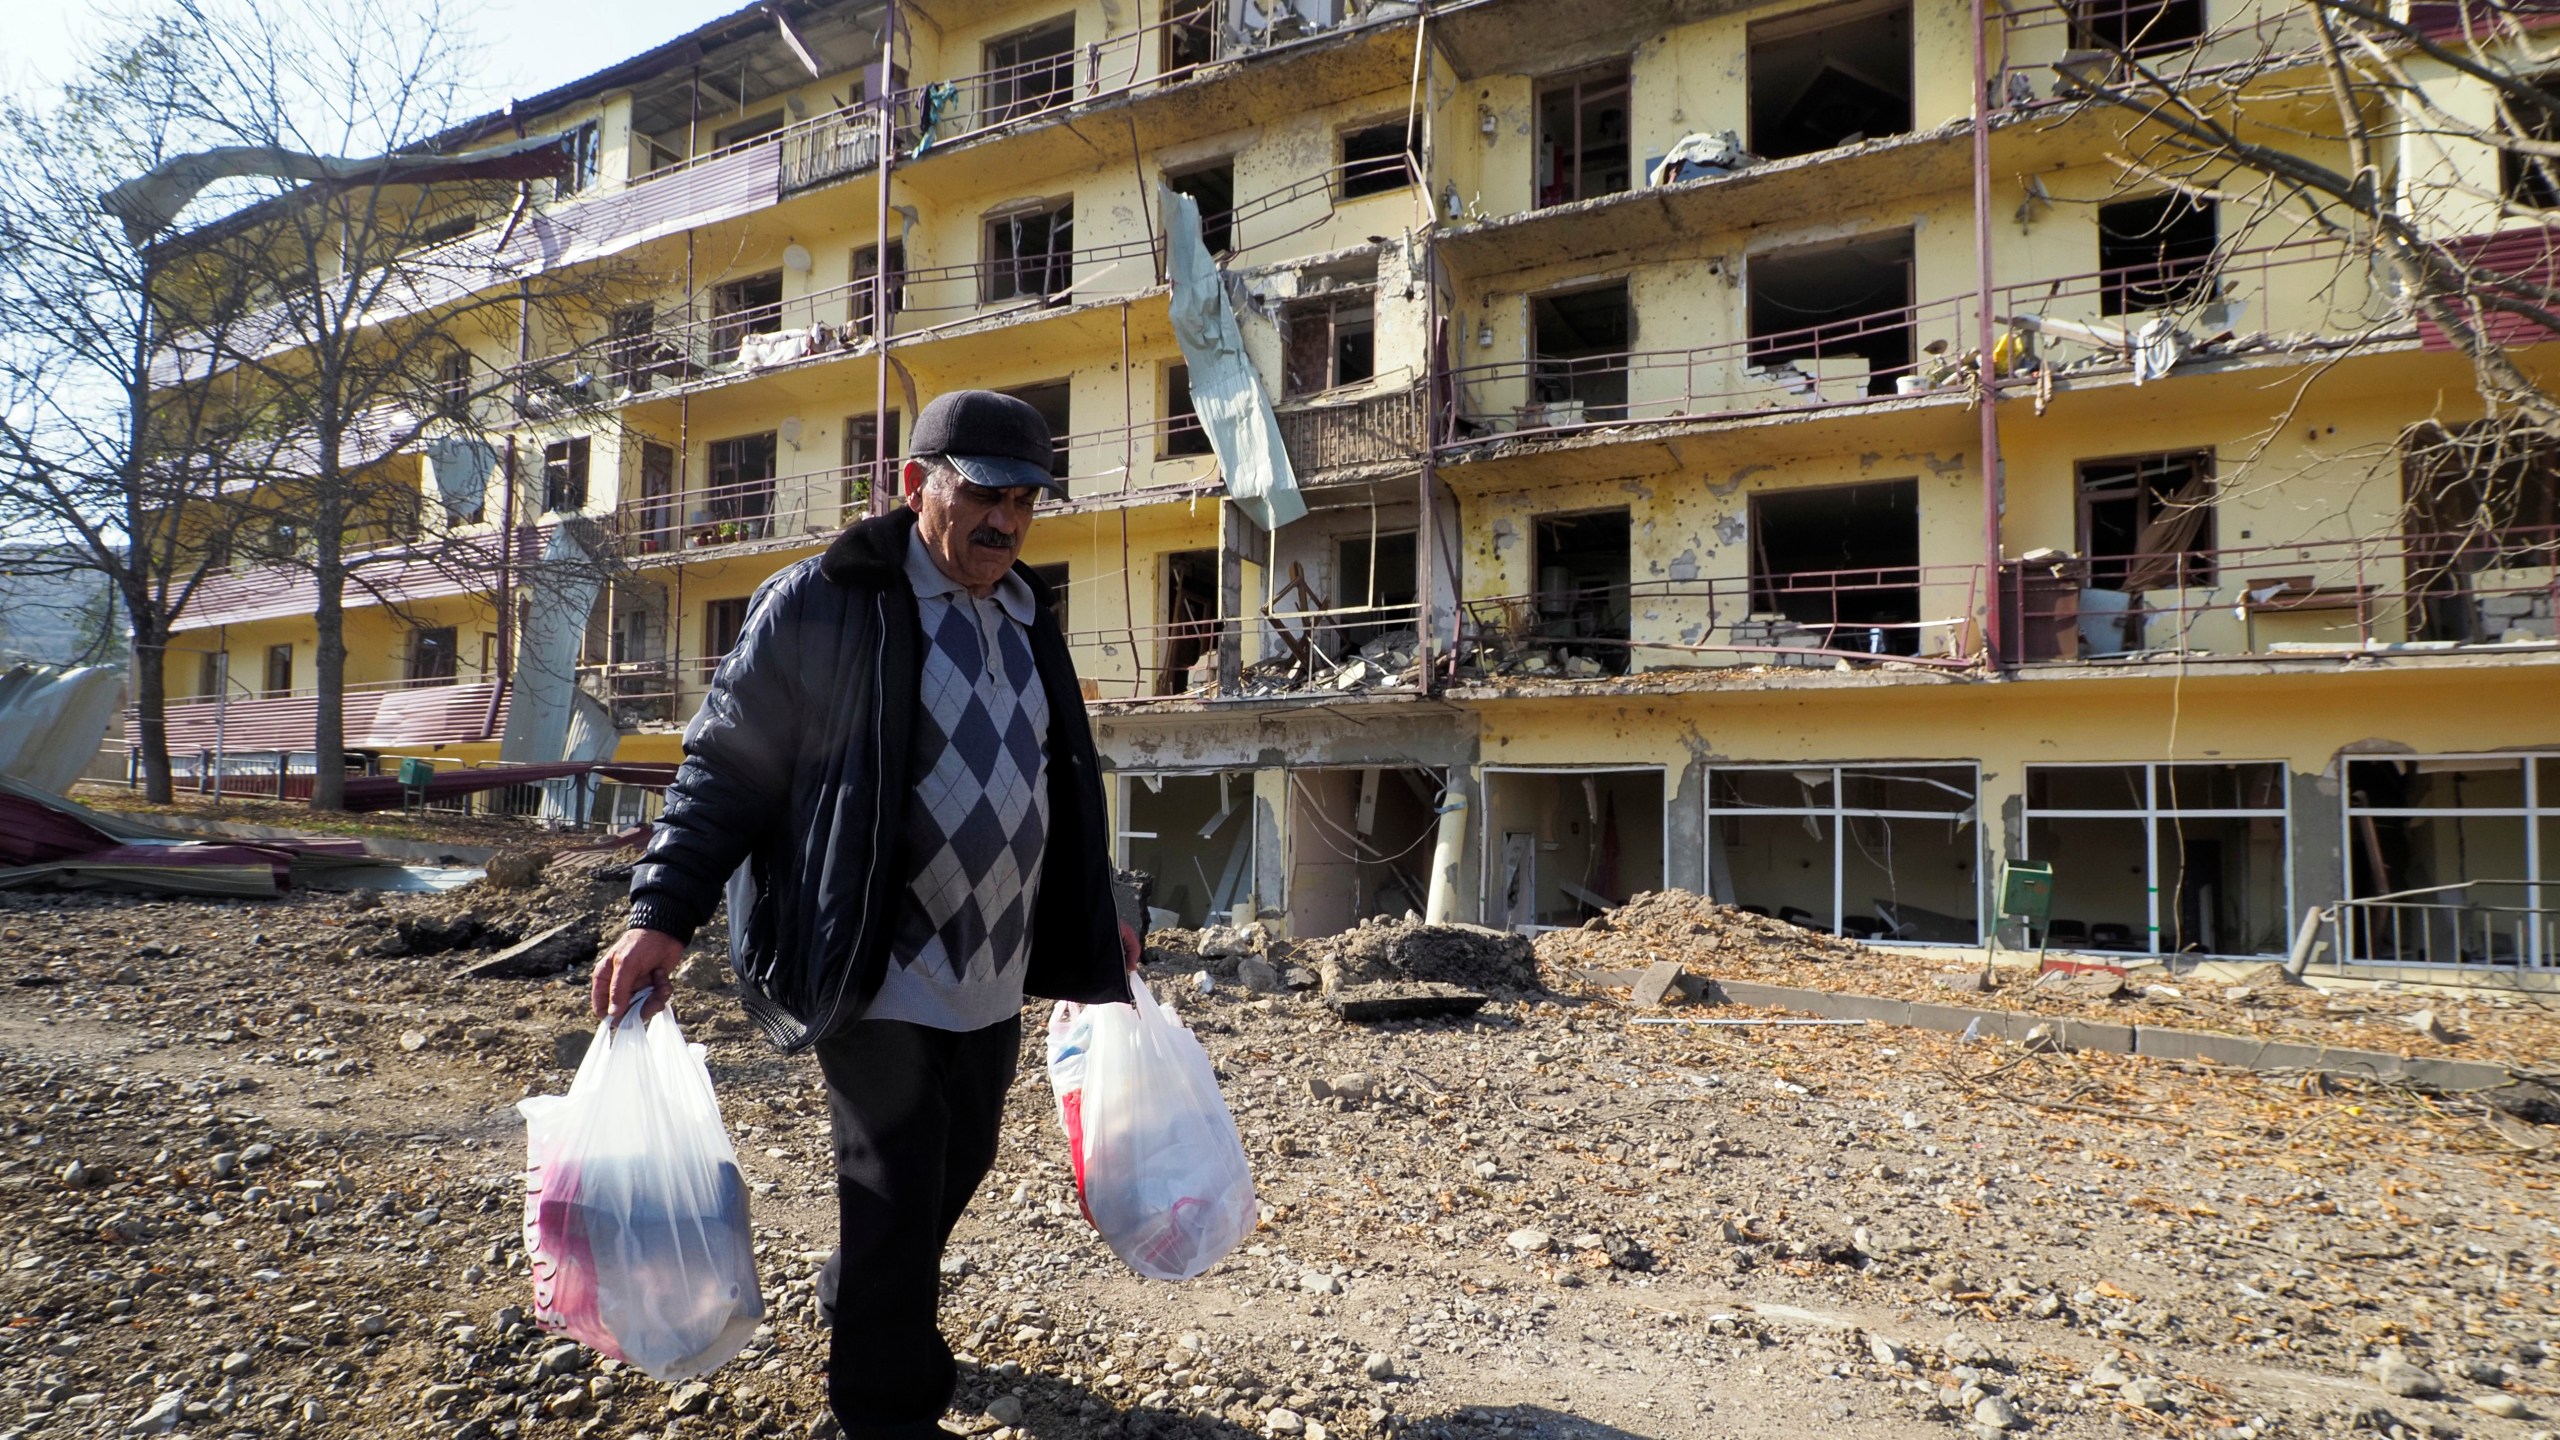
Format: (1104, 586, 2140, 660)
(1120, 921, 1141, 973)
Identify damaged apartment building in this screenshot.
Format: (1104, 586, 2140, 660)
(151, 0, 2557, 977)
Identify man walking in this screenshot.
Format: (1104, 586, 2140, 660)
(592, 390, 1135, 1439)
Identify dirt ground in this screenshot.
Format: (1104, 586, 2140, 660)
(1, 869, 2555, 1440)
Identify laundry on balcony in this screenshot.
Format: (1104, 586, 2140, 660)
(730, 324, 839, 369)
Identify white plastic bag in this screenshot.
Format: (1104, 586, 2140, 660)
(1046, 981, 1257, 1281)
(518, 999, 765, 1380)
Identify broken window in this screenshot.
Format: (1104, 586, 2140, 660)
(1156, 548, 1220, 694)
(554, 121, 601, 198)
(1709, 765, 1980, 941)
(2097, 194, 2217, 316)
(2072, 0, 2205, 55)
(541, 436, 590, 514)
(842, 411, 901, 514)
(1282, 294, 1376, 399)
(1535, 62, 1632, 206)
(1163, 4, 1218, 72)
(983, 201, 1074, 303)
(1532, 509, 1632, 675)
(1483, 768, 1665, 932)
(713, 110, 786, 151)
(1166, 159, 1237, 253)
(705, 432, 778, 542)
(1748, 0, 1913, 160)
(435, 349, 473, 421)
(850, 242, 905, 336)
(702, 596, 750, 680)
(263, 644, 293, 698)
(606, 306, 655, 392)
(2025, 762, 2289, 957)
(1333, 529, 1417, 659)
(2343, 755, 2555, 966)
(635, 441, 677, 554)
(2078, 451, 2215, 599)
(1162, 363, 1213, 457)
(1747, 230, 1913, 398)
(1118, 771, 1258, 927)
(984, 15, 1077, 124)
(408, 626, 458, 686)
(2499, 76, 2560, 209)
(1289, 767, 1443, 935)
(1529, 282, 1631, 423)
(1001, 380, 1073, 478)
(1747, 479, 1922, 655)
(1338, 120, 1418, 200)
(2400, 420, 2560, 641)
(710, 271, 783, 363)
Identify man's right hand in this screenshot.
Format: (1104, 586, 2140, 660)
(593, 927, 686, 1022)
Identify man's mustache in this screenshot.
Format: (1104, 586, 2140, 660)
(969, 527, 1016, 548)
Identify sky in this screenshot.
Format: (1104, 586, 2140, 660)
(0, 0, 745, 111)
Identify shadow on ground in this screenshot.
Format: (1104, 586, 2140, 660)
(968, 1367, 1662, 1440)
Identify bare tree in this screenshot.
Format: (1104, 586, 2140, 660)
(2022, 0, 2560, 606)
(0, 17, 278, 802)
(139, 0, 641, 809)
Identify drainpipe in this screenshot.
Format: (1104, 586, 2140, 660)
(1411, 10, 1439, 695)
(1971, 0, 2006, 670)
(871, 0, 899, 517)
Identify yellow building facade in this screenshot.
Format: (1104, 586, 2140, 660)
(155, 0, 2559, 976)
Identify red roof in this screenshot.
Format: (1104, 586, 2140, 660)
(129, 680, 509, 753)
(2416, 227, 2560, 352)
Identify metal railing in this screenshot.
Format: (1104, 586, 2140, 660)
(1069, 599, 1428, 704)
(2003, 524, 2559, 662)
(2322, 881, 2555, 972)
(612, 460, 890, 559)
(1440, 295, 1975, 443)
(1456, 565, 1986, 676)
(1277, 382, 1429, 475)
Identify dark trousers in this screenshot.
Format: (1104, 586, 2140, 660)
(813, 1014, 1020, 1439)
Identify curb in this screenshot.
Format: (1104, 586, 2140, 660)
(1678, 977, 2516, 1093)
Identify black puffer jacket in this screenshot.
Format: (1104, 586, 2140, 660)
(628, 508, 1131, 1051)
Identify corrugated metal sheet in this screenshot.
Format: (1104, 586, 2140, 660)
(2416, 228, 2560, 351)
(507, 144, 782, 272)
(179, 524, 546, 631)
(131, 680, 507, 753)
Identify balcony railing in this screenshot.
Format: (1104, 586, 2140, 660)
(1277, 382, 1428, 476)
(612, 460, 891, 559)
(1441, 296, 1977, 444)
(2002, 524, 2560, 662)
(2321, 881, 2556, 972)
(1457, 565, 1987, 678)
(1070, 599, 1428, 704)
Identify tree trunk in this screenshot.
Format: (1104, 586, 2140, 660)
(129, 614, 174, 805)
(310, 540, 348, 811)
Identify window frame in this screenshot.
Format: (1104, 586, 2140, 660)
(2021, 760, 2293, 958)
(407, 625, 460, 686)
(2096, 193, 2218, 317)
(541, 436, 591, 514)
(554, 121, 602, 198)
(2074, 449, 2218, 591)
(702, 596, 752, 680)
(1280, 291, 1378, 399)
(982, 14, 1079, 124)
(1336, 119, 1419, 202)
(263, 643, 293, 698)
(1705, 762, 1986, 944)
(2340, 753, 2554, 968)
(1534, 61, 1634, 208)
(981, 200, 1075, 304)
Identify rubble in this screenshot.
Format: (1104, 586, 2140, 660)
(0, 868, 2554, 1440)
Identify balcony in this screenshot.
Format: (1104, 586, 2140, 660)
(2004, 525, 2560, 663)
(613, 461, 890, 562)
(1276, 382, 1428, 479)
(1069, 600, 1428, 706)
(1456, 565, 1986, 683)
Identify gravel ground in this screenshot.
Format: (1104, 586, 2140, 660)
(1, 878, 2555, 1440)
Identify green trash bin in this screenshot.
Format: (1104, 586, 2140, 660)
(398, 757, 434, 813)
(1998, 860, 2054, 925)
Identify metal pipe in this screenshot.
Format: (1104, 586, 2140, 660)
(872, 0, 899, 517)
(1971, 0, 2005, 669)
(1412, 10, 1439, 696)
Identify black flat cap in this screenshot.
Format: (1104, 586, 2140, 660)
(911, 389, 1065, 498)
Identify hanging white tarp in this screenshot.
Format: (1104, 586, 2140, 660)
(498, 520, 603, 764)
(1159, 185, 1305, 531)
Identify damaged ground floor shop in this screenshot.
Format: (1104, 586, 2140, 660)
(1089, 658, 2560, 978)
